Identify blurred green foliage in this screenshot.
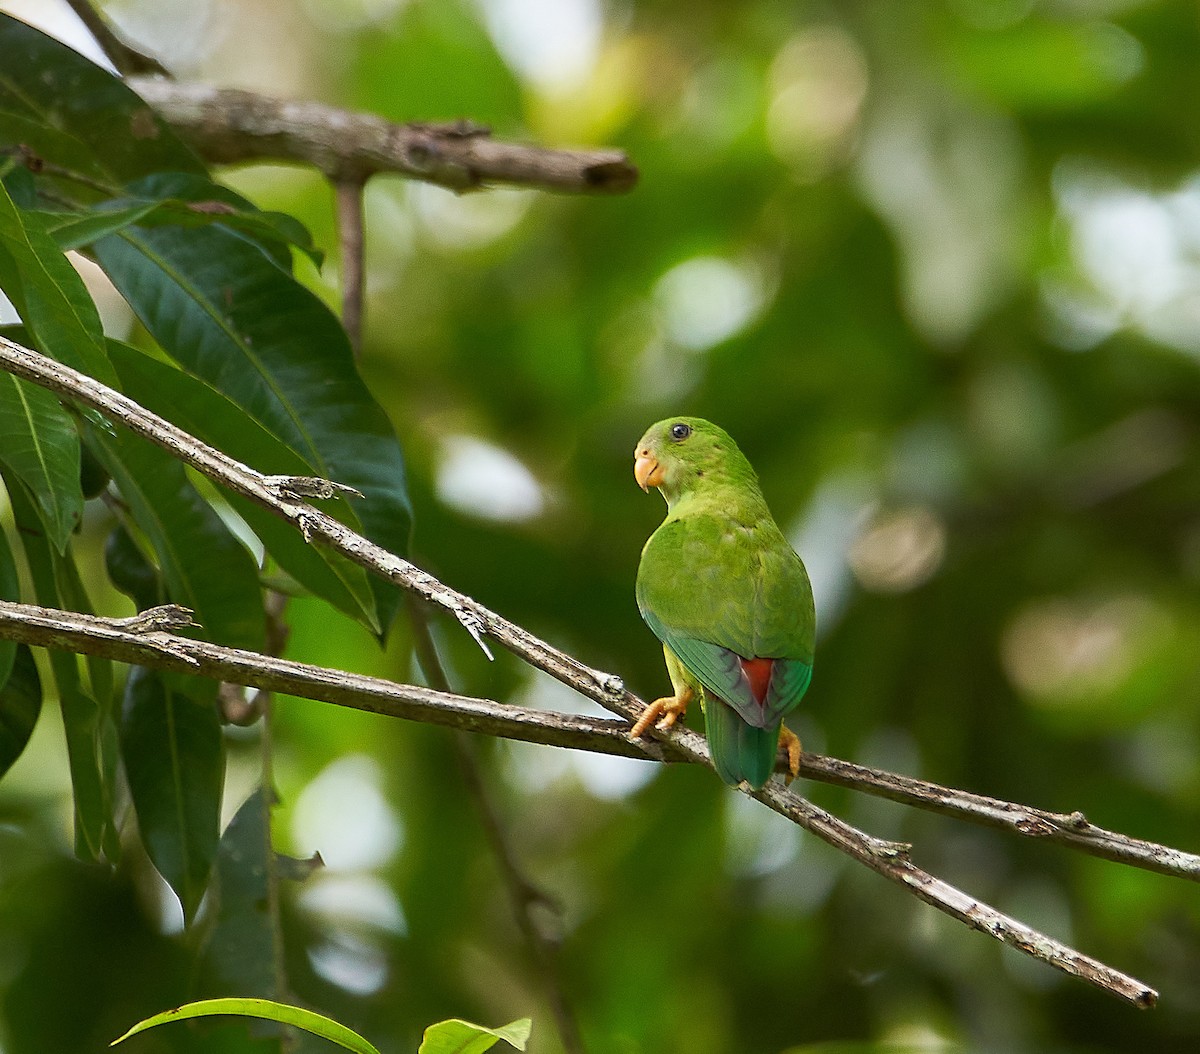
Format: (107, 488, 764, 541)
(2, 0, 1200, 1052)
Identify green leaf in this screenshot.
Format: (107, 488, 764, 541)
(93, 223, 411, 632)
(419, 1018, 532, 1054)
(120, 667, 223, 922)
(200, 788, 285, 1003)
(0, 14, 203, 187)
(0, 372, 82, 553)
(0, 513, 18, 688)
(110, 998, 382, 1054)
(106, 341, 378, 630)
(5, 476, 115, 859)
(54, 528, 115, 732)
(42, 174, 322, 267)
(85, 425, 266, 653)
(104, 522, 165, 611)
(0, 180, 116, 385)
(0, 646, 42, 779)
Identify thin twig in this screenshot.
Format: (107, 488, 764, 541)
(126, 79, 638, 194)
(334, 179, 367, 357)
(0, 336, 1164, 1006)
(798, 754, 1200, 882)
(409, 599, 588, 1054)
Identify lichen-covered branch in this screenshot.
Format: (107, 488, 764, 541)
(126, 78, 638, 194)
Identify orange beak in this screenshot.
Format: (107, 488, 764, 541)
(634, 450, 665, 492)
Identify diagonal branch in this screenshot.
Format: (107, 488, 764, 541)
(0, 335, 1164, 1007)
(126, 79, 638, 194)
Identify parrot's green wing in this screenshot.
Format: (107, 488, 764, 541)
(641, 608, 812, 728)
(637, 514, 815, 728)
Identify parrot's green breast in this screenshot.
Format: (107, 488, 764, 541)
(637, 510, 814, 664)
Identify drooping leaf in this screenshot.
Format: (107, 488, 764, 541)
(0, 512, 18, 688)
(106, 341, 378, 630)
(54, 525, 115, 721)
(199, 788, 285, 1004)
(0, 646, 41, 779)
(0, 180, 115, 385)
(85, 424, 266, 654)
(4, 476, 115, 859)
(418, 1018, 532, 1054)
(0, 372, 82, 553)
(104, 522, 165, 611)
(111, 998, 383, 1054)
(93, 223, 411, 632)
(0, 13, 203, 187)
(120, 667, 223, 922)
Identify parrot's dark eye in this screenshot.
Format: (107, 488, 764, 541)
(669, 422, 691, 441)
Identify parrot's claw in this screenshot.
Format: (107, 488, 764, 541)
(779, 726, 802, 784)
(630, 687, 694, 739)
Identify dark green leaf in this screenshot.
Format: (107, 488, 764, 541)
(0, 372, 82, 552)
(5, 476, 115, 859)
(199, 788, 284, 1004)
(0, 510, 17, 688)
(104, 522, 165, 611)
(0, 14, 203, 186)
(0, 180, 116, 385)
(94, 223, 411, 631)
(120, 667, 223, 922)
(0, 646, 42, 778)
(106, 341, 378, 630)
(85, 425, 266, 653)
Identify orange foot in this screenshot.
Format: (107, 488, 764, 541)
(779, 726, 803, 784)
(630, 686, 694, 738)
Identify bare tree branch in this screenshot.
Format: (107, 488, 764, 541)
(0, 598, 653, 757)
(334, 178, 368, 358)
(800, 754, 1200, 882)
(0, 335, 1166, 1007)
(125, 79, 638, 194)
(755, 780, 1156, 1007)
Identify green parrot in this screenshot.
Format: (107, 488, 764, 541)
(631, 417, 815, 789)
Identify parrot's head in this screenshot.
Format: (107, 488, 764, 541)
(633, 417, 757, 506)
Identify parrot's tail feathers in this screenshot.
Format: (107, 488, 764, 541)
(705, 696, 779, 789)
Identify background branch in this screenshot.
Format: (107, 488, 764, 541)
(334, 178, 368, 357)
(0, 335, 1164, 1007)
(408, 599, 588, 1054)
(126, 79, 638, 194)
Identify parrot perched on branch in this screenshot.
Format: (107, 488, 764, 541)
(631, 417, 815, 789)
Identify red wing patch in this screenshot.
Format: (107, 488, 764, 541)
(738, 656, 775, 707)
